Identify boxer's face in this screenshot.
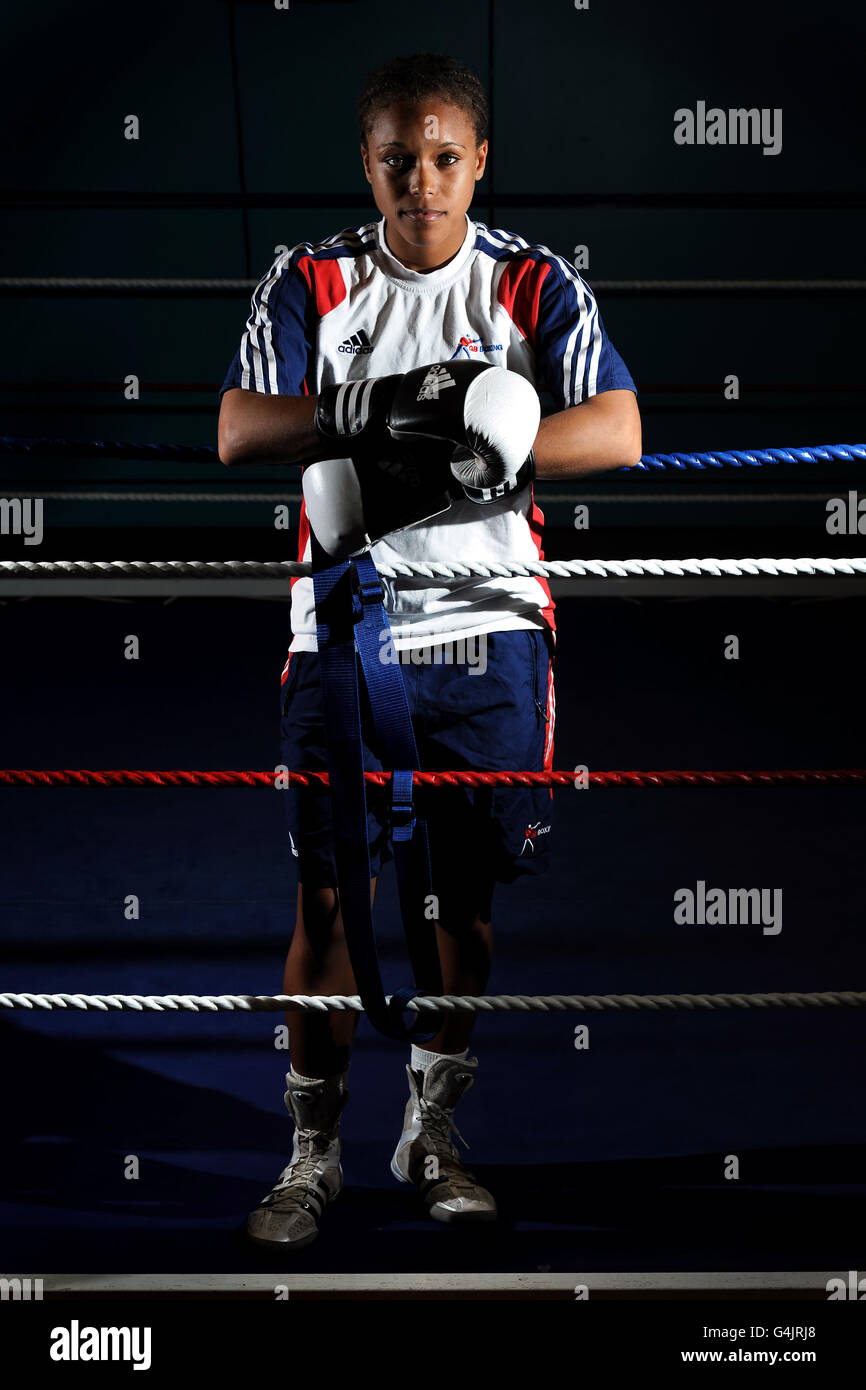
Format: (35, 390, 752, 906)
(361, 98, 487, 271)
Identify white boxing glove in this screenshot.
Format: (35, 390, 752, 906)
(442, 365, 540, 495)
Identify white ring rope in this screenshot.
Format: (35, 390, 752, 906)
(0, 991, 863, 1014)
(2, 557, 866, 581)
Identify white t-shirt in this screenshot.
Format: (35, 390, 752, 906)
(220, 213, 636, 664)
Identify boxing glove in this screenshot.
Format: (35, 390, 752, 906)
(306, 361, 539, 559)
(315, 360, 539, 496)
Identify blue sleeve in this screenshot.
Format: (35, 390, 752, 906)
(219, 253, 315, 398)
(534, 257, 636, 410)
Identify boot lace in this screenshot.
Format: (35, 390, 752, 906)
(264, 1129, 334, 1213)
(418, 1098, 483, 1195)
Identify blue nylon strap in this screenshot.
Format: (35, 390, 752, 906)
(352, 552, 444, 1009)
(387, 986, 432, 1035)
(309, 531, 443, 1042)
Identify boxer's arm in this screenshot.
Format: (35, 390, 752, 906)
(218, 388, 328, 466)
(533, 389, 642, 478)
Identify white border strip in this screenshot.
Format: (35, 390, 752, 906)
(20, 1271, 836, 1295)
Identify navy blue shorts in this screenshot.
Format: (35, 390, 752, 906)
(279, 629, 556, 891)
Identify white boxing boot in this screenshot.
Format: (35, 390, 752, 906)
(391, 1055, 497, 1223)
(246, 1070, 348, 1250)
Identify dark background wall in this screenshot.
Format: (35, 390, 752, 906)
(0, 0, 864, 552)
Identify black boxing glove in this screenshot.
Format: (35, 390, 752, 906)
(307, 361, 539, 559)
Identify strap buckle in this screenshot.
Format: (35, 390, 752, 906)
(351, 568, 385, 622)
(391, 768, 416, 842)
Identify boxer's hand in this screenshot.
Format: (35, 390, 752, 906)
(307, 361, 540, 558)
(387, 361, 540, 495)
(314, 360, 540, 494)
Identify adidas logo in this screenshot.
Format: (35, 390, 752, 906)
(337, 330, 373, 355)
(416, 365, 456, 401)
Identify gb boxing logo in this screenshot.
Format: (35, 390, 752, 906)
(520, 821, 551, 855)
(450, 333, 503, 359)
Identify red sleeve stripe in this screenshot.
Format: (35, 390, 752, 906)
(496, 257, 551, 345)
(296, 255, 347, 317)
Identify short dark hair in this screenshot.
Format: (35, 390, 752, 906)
(358, 52, 489, 149)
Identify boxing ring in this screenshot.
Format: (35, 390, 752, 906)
(1, 438, 865, 1297)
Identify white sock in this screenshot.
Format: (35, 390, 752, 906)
(410, 1044, 468, 1073)
(289, 1065, 348, 1091)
